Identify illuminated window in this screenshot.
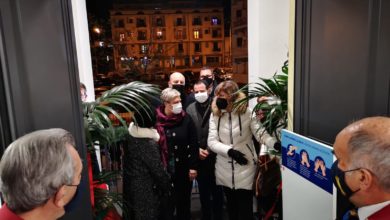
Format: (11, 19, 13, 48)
(119, 33, 125, 41)
(194, 30, 200, 39)
(140, 44, 148, 54)
(211, 17, 219, 25)
(156, 30, 163, 39)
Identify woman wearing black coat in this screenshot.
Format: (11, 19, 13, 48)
(156, 88, 199, 220)
(123, 109, 170, 220)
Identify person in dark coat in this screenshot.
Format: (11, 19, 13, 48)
(156, 88, 199, 220)
(185, 66, 219, 107)
(186, 80, 224, 220)
(123, 108, 171, 220)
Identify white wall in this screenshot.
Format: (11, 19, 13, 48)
(71, 0, 95, 101)
(248, 0, 290, 108)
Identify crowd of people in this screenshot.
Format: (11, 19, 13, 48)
(123, 67, 281, 220)
(0, 67, 388, 220)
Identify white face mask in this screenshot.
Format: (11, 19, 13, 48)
(194, 92, 209, 103)
(171, 102, 182, 114)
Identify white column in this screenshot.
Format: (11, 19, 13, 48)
(71, 0, 95, 101)
(247, 0, 290, 108)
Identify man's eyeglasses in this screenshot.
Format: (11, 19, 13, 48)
(66, 183, 80, 187)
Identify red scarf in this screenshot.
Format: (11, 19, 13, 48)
(156, 105, 185, 167)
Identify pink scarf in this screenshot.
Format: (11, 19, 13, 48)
(155, 105, 185, 167)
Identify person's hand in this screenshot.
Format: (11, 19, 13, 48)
(227, 149, 248, 165)
(319, 160, 326, 176)
(301, 152, 310, 167)
(314, 159, 320, 172)
(199, 148, 209, 160)
(287, 145, 298, 156)
(257, 96, 268, 103)
(189, 169, 197, 181)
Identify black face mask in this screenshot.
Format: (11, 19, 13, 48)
(216, 98, 228, 110)
(64, 178, 83, 213)
(172, 84, 185, 94)
(331, 160, 360, 199)
(204, 77, 213, 86)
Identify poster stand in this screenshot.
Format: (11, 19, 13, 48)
(281, 129, 336, 220)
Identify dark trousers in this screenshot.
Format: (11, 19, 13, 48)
(257, 188, 283, 220)
(173, 176, 192, 220)
(223, 187, 254, 220)
(198, 174, 224, 220)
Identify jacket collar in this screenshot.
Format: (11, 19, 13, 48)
(128, 122, 160, 142)
(211, 91, 247, 116)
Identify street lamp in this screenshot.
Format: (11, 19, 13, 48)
(141, 56, 150, 75)
(93, 27, 101, 34)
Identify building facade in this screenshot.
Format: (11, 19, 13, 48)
(231, 0, 248, 84)
(110, 5, 229, 77)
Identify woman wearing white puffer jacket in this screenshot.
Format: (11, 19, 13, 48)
(208, 80, 262, 220)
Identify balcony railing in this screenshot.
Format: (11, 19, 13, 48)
(233, 17, 247, 27)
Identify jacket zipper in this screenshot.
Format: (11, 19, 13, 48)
(229, 113, 235, 189)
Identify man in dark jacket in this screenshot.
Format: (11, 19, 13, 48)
(332, 116, 390, 220)
(185, 66, 219, 107)
(186, 80, 224, 220)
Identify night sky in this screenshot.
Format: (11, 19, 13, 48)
(87, 0, 231, 37)
(86, 0, 229, 20)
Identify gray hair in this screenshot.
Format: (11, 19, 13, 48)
(348, 129, 390, 192)
(0, 128, 75, 213)
(160, 88, 180, 103)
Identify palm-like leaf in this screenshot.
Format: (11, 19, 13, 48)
(82, 81, 160, 218)
(83, 81, 160, 146)
(235, 60, 288, 141)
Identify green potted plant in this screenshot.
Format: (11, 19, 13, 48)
(235, 61, 288, 219)
(82, 81, 161, 219)
(236, 60, 288, 145)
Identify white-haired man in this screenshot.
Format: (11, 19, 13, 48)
(331, 116, 390, 220)
(0, 128, 83, 220)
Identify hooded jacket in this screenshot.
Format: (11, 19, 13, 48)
(207, 92, 260, 190)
